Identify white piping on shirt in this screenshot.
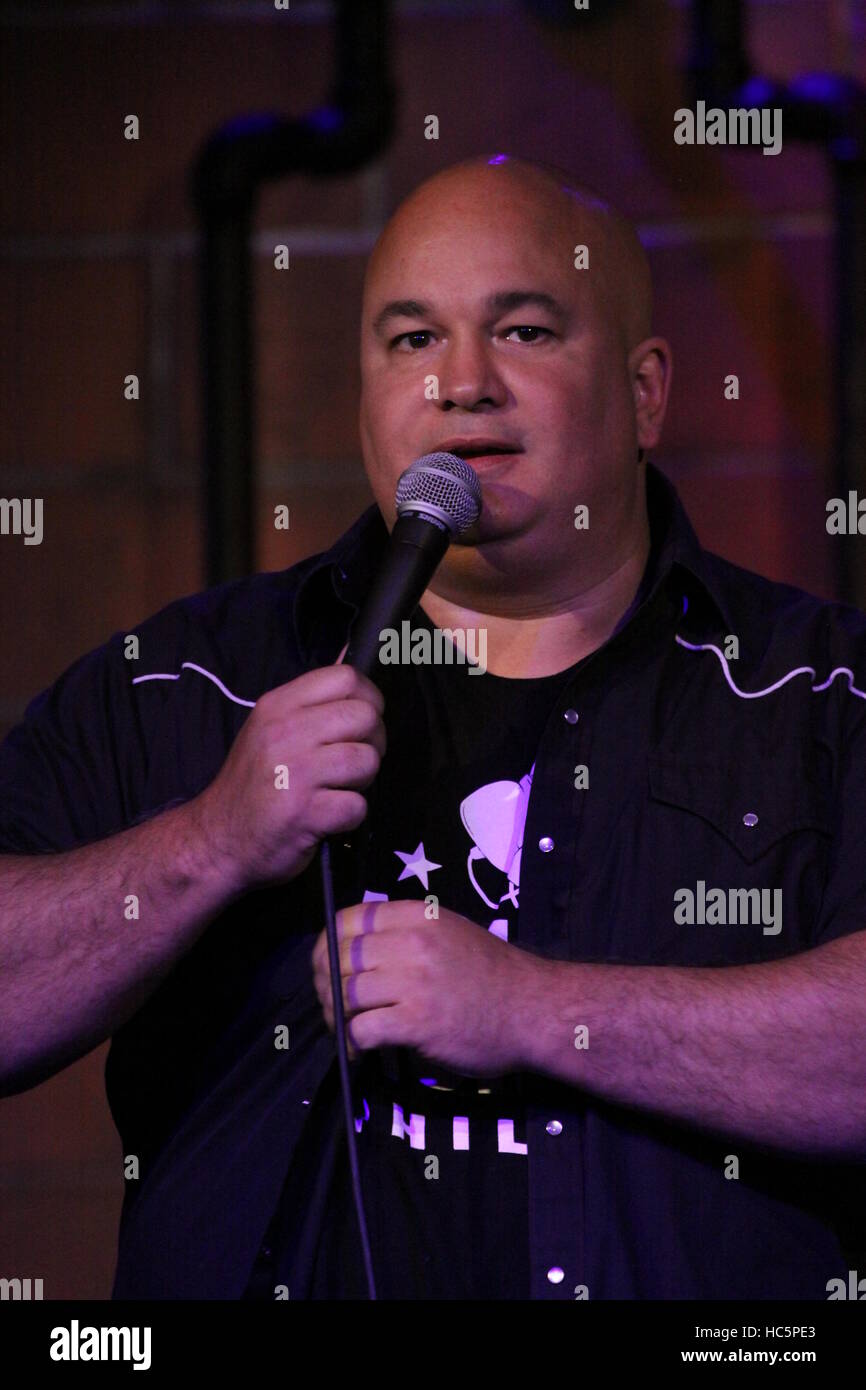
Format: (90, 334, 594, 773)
(130, 643, 866, 713)
(131, 661, 257, 708)
(675, 636, 866, 701)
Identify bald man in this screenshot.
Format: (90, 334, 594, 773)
(358, 157, 664, 679)
(2, 156, 866, 1304)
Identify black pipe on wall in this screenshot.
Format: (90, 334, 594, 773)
(688, 0, 866, 607)
(190, 1, 395, 586)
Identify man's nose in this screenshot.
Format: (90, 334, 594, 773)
(437, 334, 509, 410)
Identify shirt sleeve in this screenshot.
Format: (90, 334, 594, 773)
(0, 631, 151, 855)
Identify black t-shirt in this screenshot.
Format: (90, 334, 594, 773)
(248, 610, 585, 1299)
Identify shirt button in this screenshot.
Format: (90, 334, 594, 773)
(547, 1266, 565, 1284)
(538, 836, 555, 853)
(563, 708, 579, 724)
(743, 812, 758, 827)
(545, 1120, 563, 1135)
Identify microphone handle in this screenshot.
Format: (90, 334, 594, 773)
(339, 508, 453, 1085)
(343, 510, 451, 677)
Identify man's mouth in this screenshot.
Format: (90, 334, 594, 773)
(431, 438, 522, 464)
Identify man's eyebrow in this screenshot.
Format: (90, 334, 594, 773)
(371, 290, 569, 336)
(372, 299, 430, 335)
(483, 290, 568, 322)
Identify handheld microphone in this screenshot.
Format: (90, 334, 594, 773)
(318, 451, 481, 1300)
(343, 450, 483, 676)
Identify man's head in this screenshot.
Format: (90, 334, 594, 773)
(358, 154, 671, 614)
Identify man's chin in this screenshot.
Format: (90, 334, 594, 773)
(455, 496, 531, 548)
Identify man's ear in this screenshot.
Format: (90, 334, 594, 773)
(629, 337, 672, 454)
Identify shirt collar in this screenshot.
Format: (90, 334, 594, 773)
(292, 462, 739, 666)
(292, 501, 389, 666)
(639, 463, 739, 640)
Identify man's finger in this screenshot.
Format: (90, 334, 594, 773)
(338, 928, 389, 978)
(324, 957, 395, 1019)
(335, 898, 429, 943)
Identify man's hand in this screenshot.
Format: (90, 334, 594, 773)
(311, 899, 551, 1075)
(191, 655, 385, 894)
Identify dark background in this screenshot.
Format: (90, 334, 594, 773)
(0, 0, 859, 1297)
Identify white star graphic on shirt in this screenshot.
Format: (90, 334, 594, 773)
(394, 841, 442, 890)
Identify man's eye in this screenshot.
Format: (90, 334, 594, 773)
(391, 325, 551, 351)
(504, 325, 551, 343)
(392, 331, 433, 351)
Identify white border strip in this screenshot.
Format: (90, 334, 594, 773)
(675, 636, 866, 700)
(130, 642, 866, 712)
(131, 661, 256, 708)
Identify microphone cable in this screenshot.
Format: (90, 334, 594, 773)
(319, 836, 378, 1299)
(315, 451, 481, 1301)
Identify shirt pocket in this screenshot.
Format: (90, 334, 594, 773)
(647, 751, 833, 865)
(638, 749, 835, 962)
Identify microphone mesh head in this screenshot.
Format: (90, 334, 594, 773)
(395, 452, 482, 535)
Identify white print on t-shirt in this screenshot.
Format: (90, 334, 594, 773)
(354, 1099, 527, 1156)
(363, 761, 535, 944)
(391, 1106, 527, 1155)
(461, 763, 534, 923)
(360, 763, 535, 1117)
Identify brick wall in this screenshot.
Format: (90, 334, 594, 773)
(0, 0, 859, 1298)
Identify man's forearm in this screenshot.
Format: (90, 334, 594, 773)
(0, 796, 242, 1096)
(518, 930, 866, 1159)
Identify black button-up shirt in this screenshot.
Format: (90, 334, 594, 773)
(2, 462, 865, 1298)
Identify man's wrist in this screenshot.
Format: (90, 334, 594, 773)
(509, 949, 572, 1075)
(165, 793, 249, 909)
(511, 953, 593, 1083)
